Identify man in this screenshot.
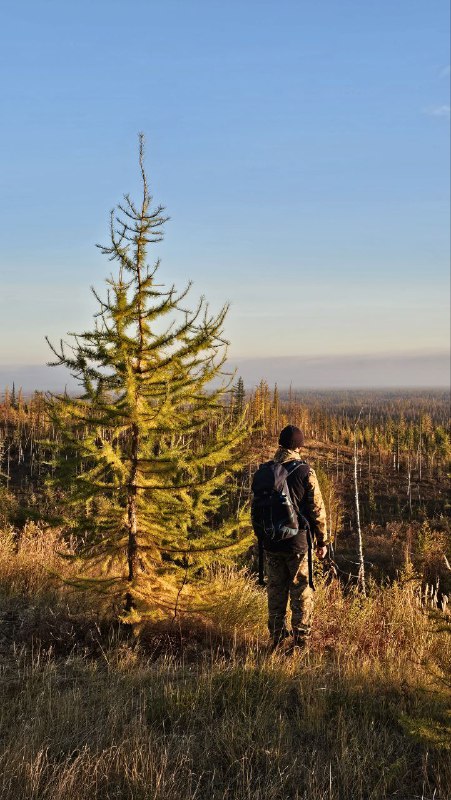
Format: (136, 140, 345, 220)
(265, 424, 329, 649)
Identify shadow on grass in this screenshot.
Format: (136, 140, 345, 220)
(1, 609, 450, 800)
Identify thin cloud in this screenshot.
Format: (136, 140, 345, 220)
(422, 104, 450, 118)
(439, 65, 450, 77)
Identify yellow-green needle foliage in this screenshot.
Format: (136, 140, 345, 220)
(46, 136, 249, 622)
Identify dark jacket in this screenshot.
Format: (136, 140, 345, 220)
(264, 447, 329, 555)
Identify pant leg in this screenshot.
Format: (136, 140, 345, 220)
(286, 553, 314, 637)
(266, 552, 290, 640)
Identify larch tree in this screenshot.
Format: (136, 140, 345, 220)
(46, 136, 249, 622)
(231, 377, 245, 420)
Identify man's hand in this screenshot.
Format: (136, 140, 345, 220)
(316, 545, 328, 560)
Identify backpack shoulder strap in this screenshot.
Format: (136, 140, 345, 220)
(284, 460, 308, 477)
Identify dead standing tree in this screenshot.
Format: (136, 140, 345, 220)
(354, 408, 366, 596)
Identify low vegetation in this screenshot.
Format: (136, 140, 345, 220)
(1, 525, 450, 800)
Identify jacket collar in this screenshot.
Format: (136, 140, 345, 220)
(274, 447, 302, 464)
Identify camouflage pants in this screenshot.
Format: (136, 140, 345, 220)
(266, 551, 314, 641)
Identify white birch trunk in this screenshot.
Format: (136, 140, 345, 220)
(354, 411, 366, 596)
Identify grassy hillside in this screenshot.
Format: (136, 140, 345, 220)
(1, 526, 450, 800)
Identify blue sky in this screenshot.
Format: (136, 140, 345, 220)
(0, 0, 449, 386)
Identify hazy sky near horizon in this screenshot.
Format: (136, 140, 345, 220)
(0, 1, 449, 384)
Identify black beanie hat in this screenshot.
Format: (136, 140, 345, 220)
(278, 425, 305, 450)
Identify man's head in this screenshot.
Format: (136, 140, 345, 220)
(278, 424, 305, 451)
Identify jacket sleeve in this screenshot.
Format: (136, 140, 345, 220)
(303, 468, 329, 546)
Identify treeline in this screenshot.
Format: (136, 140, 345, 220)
(1, 383, 449, 481)
(233, 380, 449, 471)
(242, 379, 449, 469)
(234, 379, 450, 529)
(1, 382, 449, 529)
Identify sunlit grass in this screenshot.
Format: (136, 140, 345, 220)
(1, 526, 450, 799)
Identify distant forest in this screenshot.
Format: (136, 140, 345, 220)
(2, 384, 449, 530)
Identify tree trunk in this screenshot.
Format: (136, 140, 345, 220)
(125, 421, 139, 612)
(354, 413, 366, 596)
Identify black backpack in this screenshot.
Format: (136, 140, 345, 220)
(251, 460, 304, 543)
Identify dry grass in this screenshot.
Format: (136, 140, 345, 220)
(1, 526, 450, 799)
